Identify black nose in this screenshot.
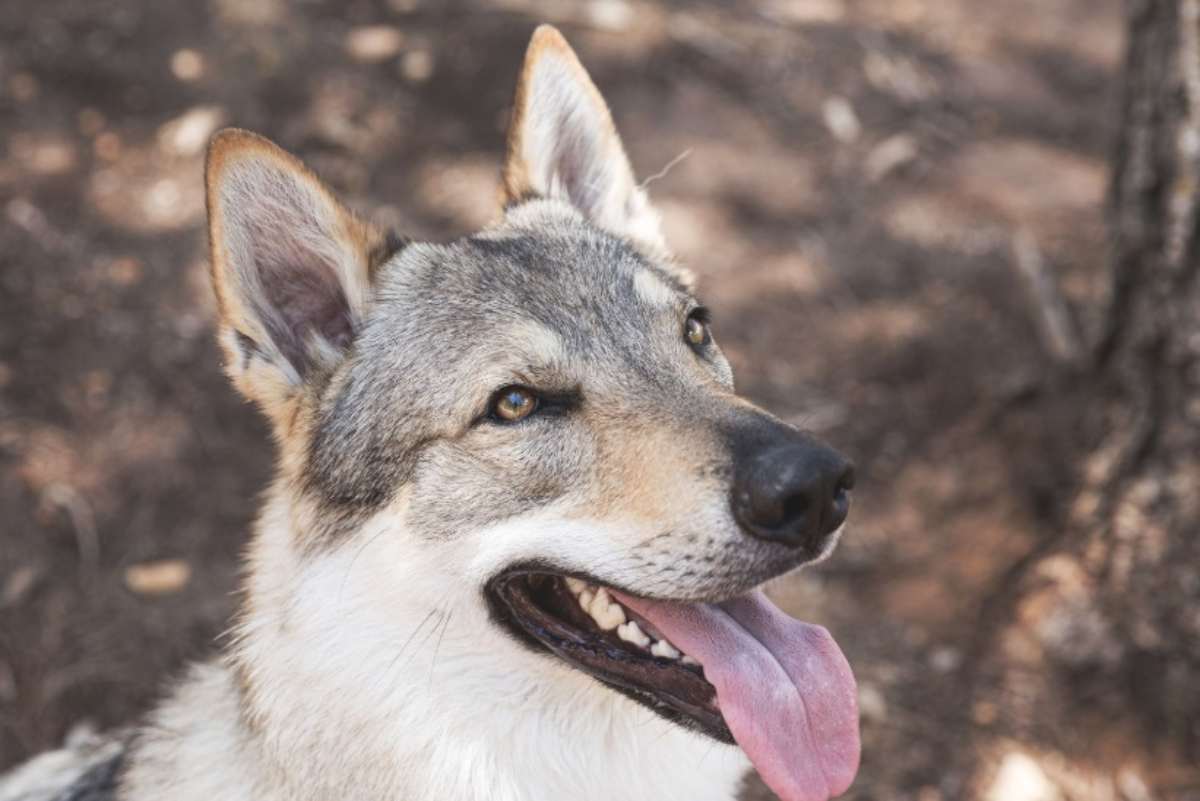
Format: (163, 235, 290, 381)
(731, 438, 855, 551)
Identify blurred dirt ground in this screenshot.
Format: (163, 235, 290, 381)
(1, 0, 1169, 798)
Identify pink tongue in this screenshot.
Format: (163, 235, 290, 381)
(615, 590, 860, 801)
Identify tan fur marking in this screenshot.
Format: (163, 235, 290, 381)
(582, 416, 725, 524)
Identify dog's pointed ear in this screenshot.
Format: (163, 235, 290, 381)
(206, 129, 389, 414)
(502, 25, 664, 251)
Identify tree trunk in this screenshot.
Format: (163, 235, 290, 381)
(1077, 0, 1200, 755)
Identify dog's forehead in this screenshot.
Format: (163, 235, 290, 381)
(367, 202, 688, 363)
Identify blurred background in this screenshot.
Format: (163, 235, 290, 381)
(4, 0, 1197, 799)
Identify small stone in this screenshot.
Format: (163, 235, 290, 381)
(346, 26, 404, 63)
(401, 49, 434, 83)
(170, 49, 205, 81)
(124, 560, 192, 596)
(929, 645, 961, 673)
(857, 682, 888, 722)
(158, 106, 225, 157)
(866, 134, 919, 181)
(1, 566, 40, 608)
(822, 96, 860, 143)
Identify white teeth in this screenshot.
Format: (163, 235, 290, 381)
(617, 620, 651, 648)
(650, 639, 681, 660)
(588, 588, 626, 631)
(589, 587, 612, 614)
(561, 577, 693, 662)
(568, 581, 626, 631)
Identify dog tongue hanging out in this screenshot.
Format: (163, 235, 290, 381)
(618, 592, 860, 801)
(1, 23, 861, 801)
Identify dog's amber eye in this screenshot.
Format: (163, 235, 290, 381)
(684, 313, 709, 347)
(492, 386, 539, 422)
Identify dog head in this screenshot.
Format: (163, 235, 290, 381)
(206, 26, 859, 801)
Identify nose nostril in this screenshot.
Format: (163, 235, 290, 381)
(836, 464, 857, 493)
(825, 471, 854, 536)
(779, 492, 809, 529)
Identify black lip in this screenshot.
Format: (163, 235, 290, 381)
(484, 565, 735, 744)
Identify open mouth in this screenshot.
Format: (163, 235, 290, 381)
(487, 569, 730, 740)
(486, 567, 862, 801)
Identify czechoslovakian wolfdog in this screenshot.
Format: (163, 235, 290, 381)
(1, 25, 860, 801)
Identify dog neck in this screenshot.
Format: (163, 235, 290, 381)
(124, 490, 749, 801)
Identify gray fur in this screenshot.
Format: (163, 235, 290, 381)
(303, 200, 734, 541)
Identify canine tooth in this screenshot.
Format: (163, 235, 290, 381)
(578, 589, 595, 612)
(565, 577, 586, 595)
(681, 655, 699, 666)
(588, 589, 626, 631)
(595, 606, 626, 630)
(650, 639, 680, 660)
(617, 621, 651, 649)
(589, 587, 610, 613)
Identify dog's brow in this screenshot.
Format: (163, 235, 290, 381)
(514, 362, 579, 387)
(504, 320, 568, 363)
(633, 268, 678, 309)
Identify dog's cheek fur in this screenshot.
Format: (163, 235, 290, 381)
(404, 423, 593, 541)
